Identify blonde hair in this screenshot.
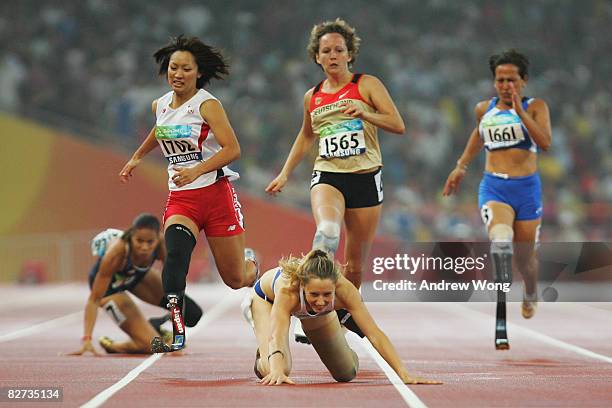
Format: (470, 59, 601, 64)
(279, 249, 340, 285)
(306, 18, 361, 68)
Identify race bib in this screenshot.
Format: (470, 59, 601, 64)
(481, 114, 525, 150)
(91, 228, 123, 257)
(319, 119, 366, 159)
(156, 125, 203, 164)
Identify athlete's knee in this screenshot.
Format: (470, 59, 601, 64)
(332, 351, 358, 382)
(332, 369, 356, 382)
(489, 224, 514, 284)
(313, 220, 341, 255)
(343, 263, 362, 287)
(219, 273, 244, 290)
(344, 262, 362, 278)
(162, 224, 196, 293)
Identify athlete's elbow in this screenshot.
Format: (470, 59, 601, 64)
(229, 144, 241, 161)
(87, 294, 101, 307)
(397, 124, 406, 135)
(390, 121, 406, 135)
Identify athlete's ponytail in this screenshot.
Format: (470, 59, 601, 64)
(280, 249, 340, 285)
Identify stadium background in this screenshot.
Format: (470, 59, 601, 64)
(0, 0, 609, 283)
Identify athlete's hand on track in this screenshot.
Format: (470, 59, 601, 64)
(171, 166, 200, 188)
(401, 373, 443, 385)
(265, 174, 288, 196)
(66, 340, 101, 357)
(442, 167, 466, 196)
(260, 371, 295, 386)
(119, 158, 141, 183)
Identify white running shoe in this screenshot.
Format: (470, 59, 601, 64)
(244, 247, 260, 286)
(240, 291, 255, 328)
(294, 319, 310, 344)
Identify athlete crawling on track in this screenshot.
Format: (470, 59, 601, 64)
(241, 249, 441, 385)
(68, 213, 202, 355)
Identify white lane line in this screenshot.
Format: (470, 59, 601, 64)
(80, 289, 242, 408)
(455, 304, 612, 364)
(358, 338, 429, 408)
(0, 284, 84, 308)
(0, 311, 82, 342)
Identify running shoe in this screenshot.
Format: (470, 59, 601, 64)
(294, 319, 310, 344)
(240, 291, 255, 328)
(99, 336, 117, 353)
(244, 247, 260, 286)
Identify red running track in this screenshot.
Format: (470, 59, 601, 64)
(0, 284, 610, 407)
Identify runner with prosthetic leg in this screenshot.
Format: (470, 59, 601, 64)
(443, 50, 552, 350)
(152, 226, 258, 353)
(117, 36, 260, 353)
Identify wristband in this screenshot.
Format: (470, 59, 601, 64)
(82, 335, 92, 342)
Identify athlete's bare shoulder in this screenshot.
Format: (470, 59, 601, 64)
(304, 86, 316, 101)
(527, 98, 549, 112)
(474, 100, 491, 121)
(359, 74, 382, 86)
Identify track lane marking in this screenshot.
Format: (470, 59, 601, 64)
(80, 289, 242, 408)
(455, 304, 612, 364)
(358, 337, 429, 408)
(0, 311, 82, 342)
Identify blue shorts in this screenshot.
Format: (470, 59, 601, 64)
(478, 172, 542, 221)
(254, 269, 282, 304)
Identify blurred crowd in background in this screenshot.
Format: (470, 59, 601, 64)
(1, 0, 610, 242)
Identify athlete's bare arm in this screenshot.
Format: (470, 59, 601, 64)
(511, 84, 551, 150)
(261, 287, 298, 385)
(338, 277, 441, 384)
(442, 101, 487, 196)
(68, 240, 126, 356)
(342, 75, 405, 134)
(172, 100, 240, 188)
(119, 100, 159, 183)
(265, 89, 317, 195)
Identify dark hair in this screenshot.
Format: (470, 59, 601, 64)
(489, 49, 530, 79)
(153, 35, 229, 88)
(307, 18, 361, 68)
(122, 213, 160, 242)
